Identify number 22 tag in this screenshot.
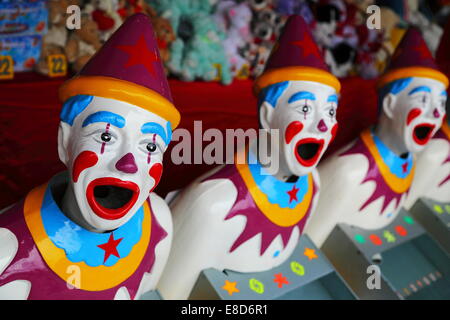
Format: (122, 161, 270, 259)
(48, 54, 67, 77)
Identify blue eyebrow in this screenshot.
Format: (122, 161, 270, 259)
(408, 86, 431, 95)
(327, 94, 338, 103)
(441, 90, 448, 97)
(82, 111, 125, 128)
(288, 91, 316, 103)
(141, 121, 172, 145)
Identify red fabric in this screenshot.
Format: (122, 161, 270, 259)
(0, 74, 377, 208)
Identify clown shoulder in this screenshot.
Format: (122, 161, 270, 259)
(157, 15, 341, 300)
(305, 28, 449, 247)
(0, 13, 180, 300)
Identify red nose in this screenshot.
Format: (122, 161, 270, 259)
(317, 119, 328, 132)
(115, 153, 138, 174)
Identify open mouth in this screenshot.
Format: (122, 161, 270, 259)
(412, 123, 435, 145)
(295, 138, 325, 167)
(86, 178, 139, 220)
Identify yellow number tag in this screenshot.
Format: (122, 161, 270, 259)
(48, 54, 67, 77)
(236, 64, 250, 80)
(0, 56, 14, 80)
(213, 63, 222, 82)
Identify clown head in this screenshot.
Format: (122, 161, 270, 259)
(258, 80, 338, 176)
(377, 28, 448, 154)
(58, 95, 176, 231)
(56, 13, 180, 231)
(254, 15, 341, 177)
(378, 77, 447, 154)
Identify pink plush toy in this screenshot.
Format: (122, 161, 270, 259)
(214, 0, 253, 78)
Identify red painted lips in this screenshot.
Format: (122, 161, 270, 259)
(412, 123, 435, 145)
(295, 138, 325, 167)
(86, 177, 140, 220)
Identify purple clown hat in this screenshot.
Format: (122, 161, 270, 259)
(59, 13, 180, 128)
(254, 15, 340, 94)
(378, 27, 448, 89)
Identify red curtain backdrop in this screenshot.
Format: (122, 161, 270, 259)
(0, 74, 377, 209)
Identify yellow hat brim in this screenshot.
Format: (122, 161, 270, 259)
(377, 66, 449, 89)
(254, 66, 341, 95)
(59, 76, 181, 129)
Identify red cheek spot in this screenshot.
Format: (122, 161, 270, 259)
(72, 151, 98, 183)
(330, 123, 339, 143)
(149, 163, 163, 192)
(285, 121, 304, 144)
(407, 108, 422, 126)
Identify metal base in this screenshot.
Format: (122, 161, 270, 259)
(321, 209, 450, 299)
(189, 235, 355, 300)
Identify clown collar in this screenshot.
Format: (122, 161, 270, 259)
(23, 173, 152, 291)
(360, 129, 415, 194)
(234, 146, 315, 228)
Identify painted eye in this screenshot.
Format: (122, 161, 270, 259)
(329, 108, 335, 117)
(146, 142, 157, 152)
(302, 105, 310, 113)
(101, 132, 111, 142)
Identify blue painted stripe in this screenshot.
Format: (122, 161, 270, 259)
(141, 122, 169, 144)
(82, 111, 126, 128)
(327, 94, 338, 103)
(288, 91, 316, 103)
(408, 86, 431, 95)
(441, 90, 448, 96)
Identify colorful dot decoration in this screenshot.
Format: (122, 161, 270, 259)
(403, 216, 414, 225)
(434, 205, 444, 214)
(395, 225, 408, 237)
(248, 278, 265, 294)
(369, 234, 383, 246)
(354, 234, 366, 244)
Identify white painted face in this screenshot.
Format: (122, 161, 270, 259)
(382, 77, 447, 154)
(58, 96, 170, 231)
(260, 80, 338, 177)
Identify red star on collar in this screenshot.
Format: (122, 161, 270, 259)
(402, 162, 408, 173)
(273, 273, 289, 288)
(287, 185, 299, 203)
(116, 34, 159, 77)
(98, 233, 123, 263)
(290, 32, 321, 59)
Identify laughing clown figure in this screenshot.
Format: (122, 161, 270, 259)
(405, 22, 450, 208)
(305, 28, 448, 247)
(0, 14, 180, 300)
(157, 15, 341, 300)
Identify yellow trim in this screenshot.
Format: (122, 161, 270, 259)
(235, 148, 314, 227)
(377, 67, 449, 89)
(23, 183, 152, 291)
(254, 66, 341, 95)
(59, 76, 181, 128)
(360, 130, 415, 194)
(441, 122, 450, 140)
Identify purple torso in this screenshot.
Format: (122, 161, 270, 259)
(0, 198, 166, 300)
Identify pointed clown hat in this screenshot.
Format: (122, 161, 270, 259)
(377, 27, 448, 89)
(254, 15, 340, 95)
(59, 13, 180, 128)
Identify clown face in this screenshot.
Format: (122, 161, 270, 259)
(383, 77, 447, 154)
(260, 80, 338, 177)
(58, 96, 171, 231)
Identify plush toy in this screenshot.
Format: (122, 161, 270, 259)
(152, 0, 232, 84)
(246, 0, 285, 77)
(36, 0, 72, 75)
(214, 1, 253, 78)
(65, 14, 102, 73)
(87, 0, 123, 42)
(146, 4, 176, 75)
